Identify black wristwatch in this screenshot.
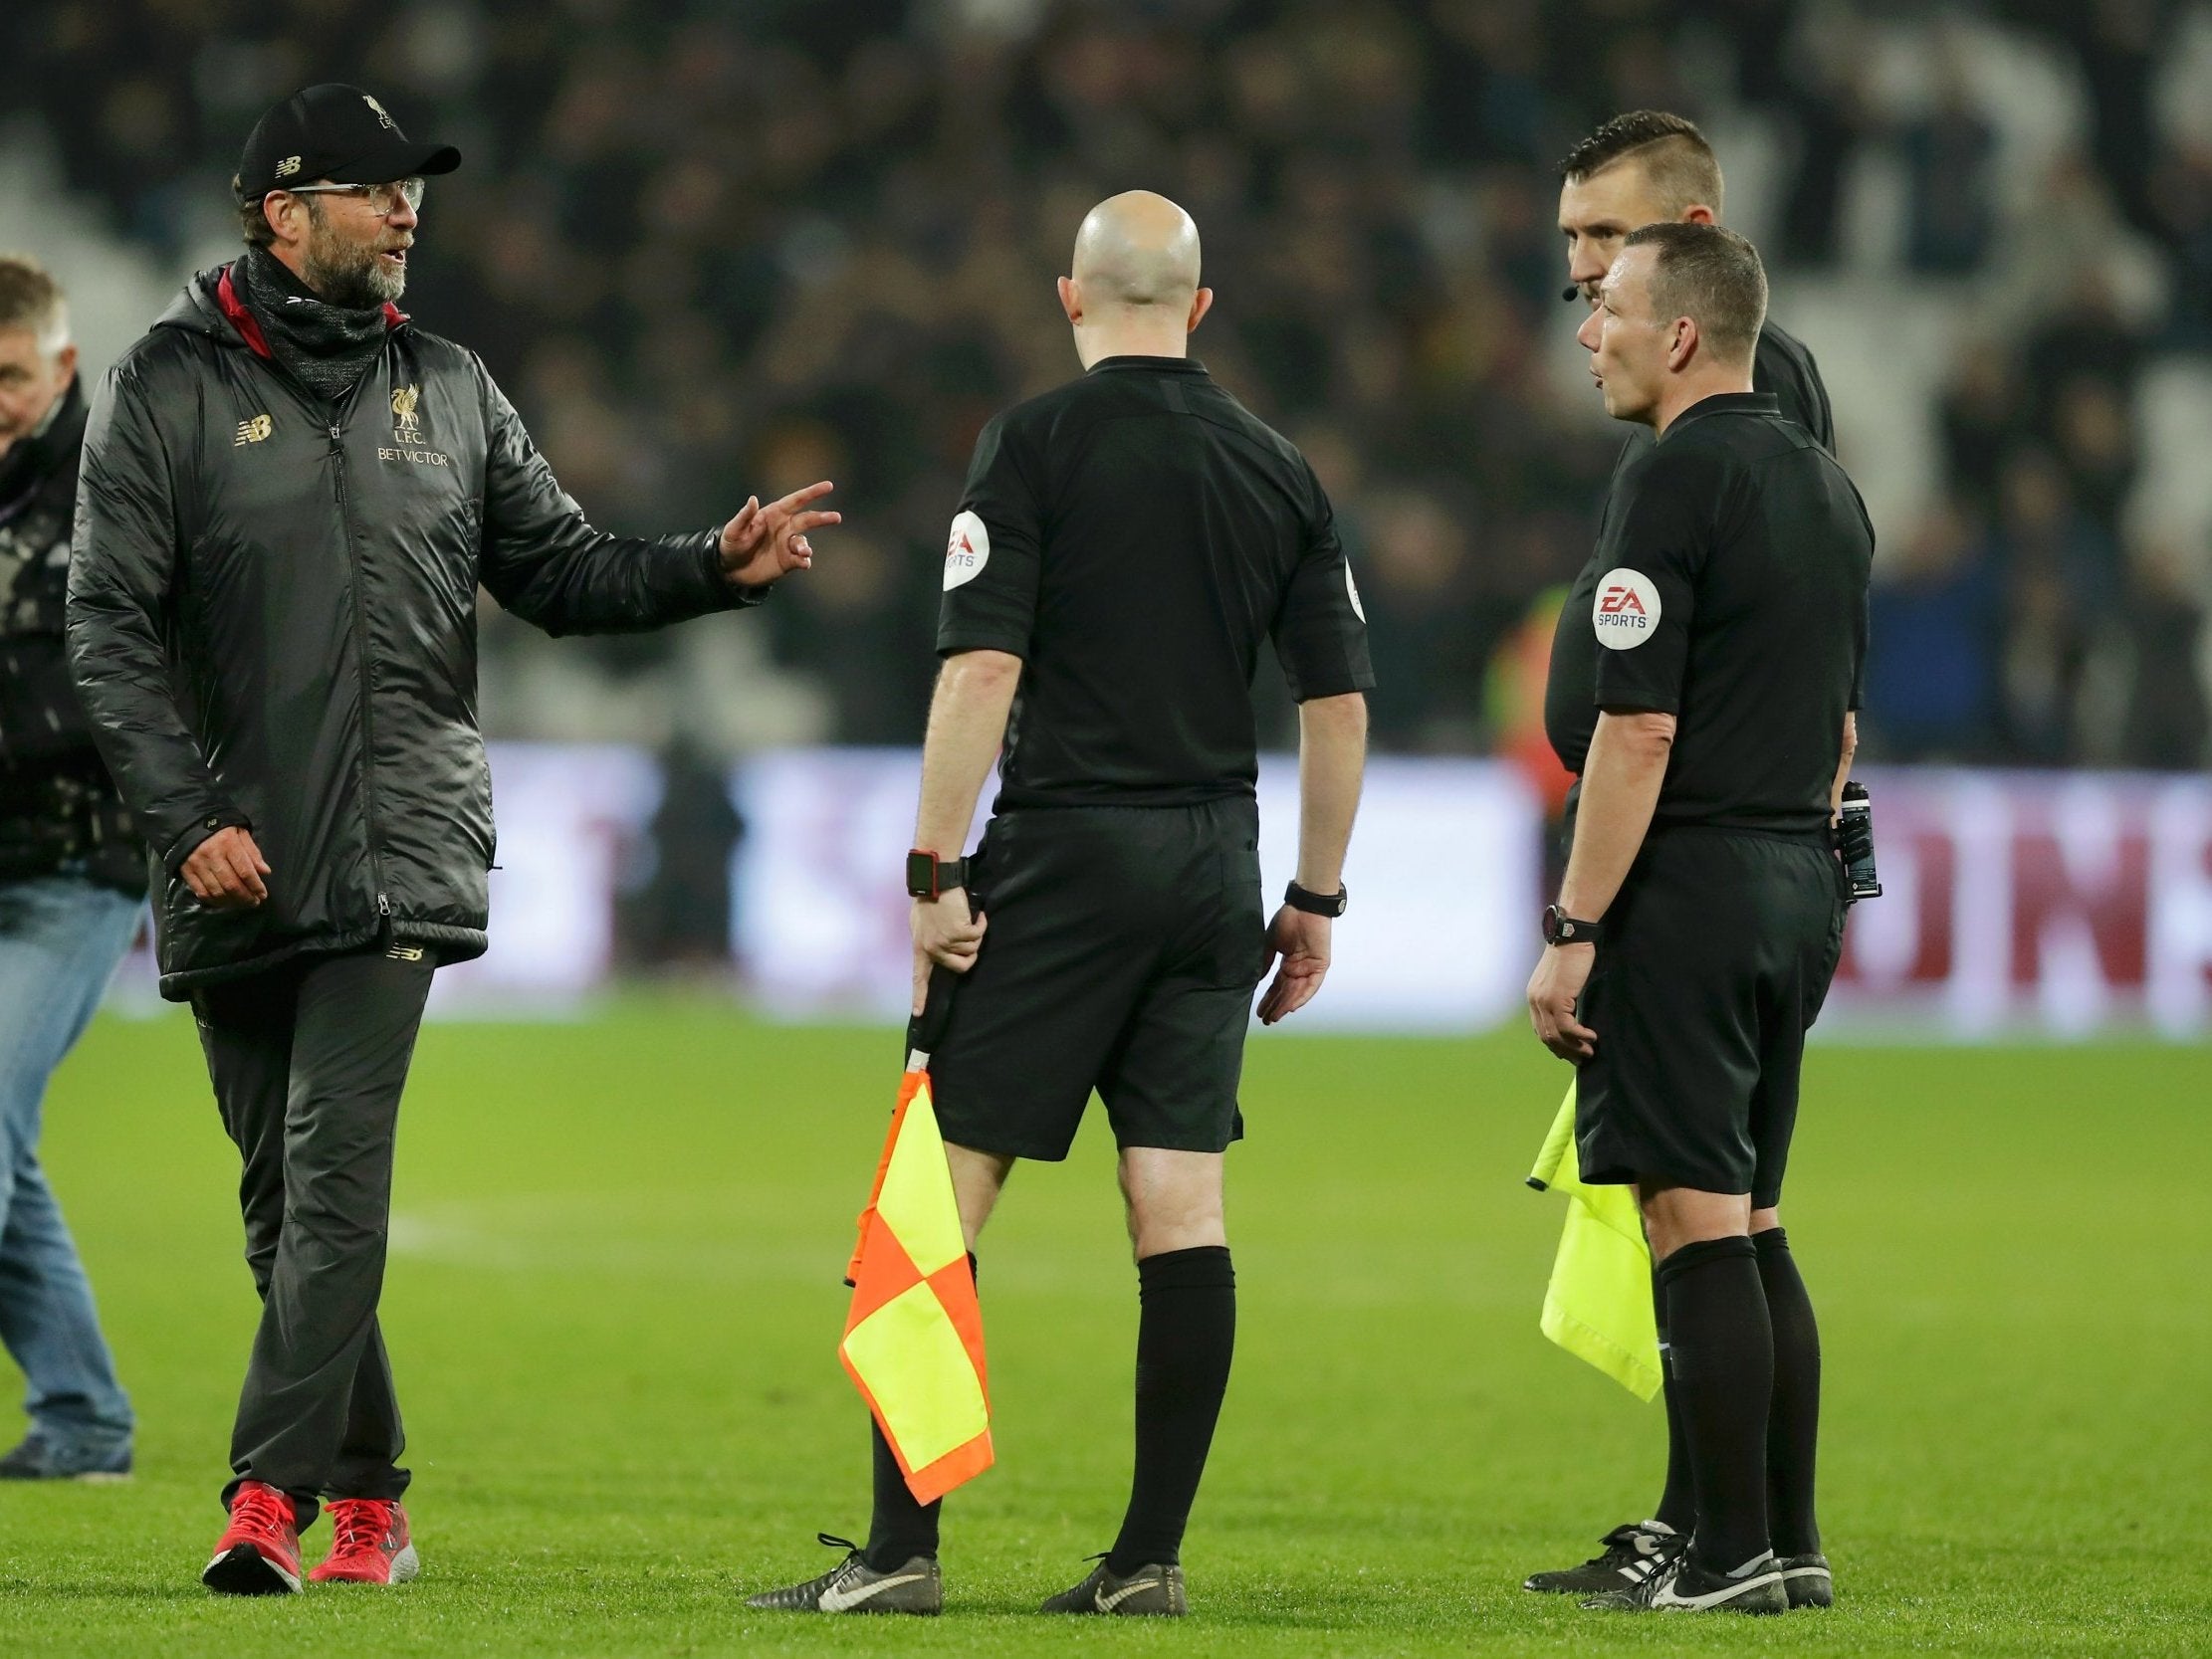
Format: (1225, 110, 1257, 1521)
(1285, 879, 1348, 918)
(1543, 904, 1603, 946)
(906, 850, 969, 901)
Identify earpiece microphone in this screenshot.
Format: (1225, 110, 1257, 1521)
(1561, 284, 1582, 303)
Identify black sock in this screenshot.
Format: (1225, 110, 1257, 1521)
(862, 1416, 940, 1570)
(1106, 1245, 1235, 1575)
(1755, 1228, 1822, 1557)
(1651, 1267, 1696, 1535)
(861, 1253, 975, 1570)
(1658, 1235, 1774, 1576)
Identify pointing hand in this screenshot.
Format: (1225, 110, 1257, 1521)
(720, 481, 840, 588)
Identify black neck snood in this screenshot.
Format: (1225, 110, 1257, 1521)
(236, 246, 393, 401)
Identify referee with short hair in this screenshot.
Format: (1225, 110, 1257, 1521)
(1528, 107, 1849, 1605)
(749, 190, 1371, 1619)
(1525, 222, 1872, 1615)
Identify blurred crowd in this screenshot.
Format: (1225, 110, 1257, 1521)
(6, 0, 2211, 772)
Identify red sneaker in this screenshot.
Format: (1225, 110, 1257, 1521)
(310, 1498, 419, 1584)
(202, 1480, 303, 1595)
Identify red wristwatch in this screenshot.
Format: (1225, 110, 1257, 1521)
(906, 849, 969, 900)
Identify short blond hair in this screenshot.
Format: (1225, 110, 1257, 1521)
(0, 256, 70, 356)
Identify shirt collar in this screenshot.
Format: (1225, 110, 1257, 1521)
(1086, 354, 1209, 376)
(26, 379, 74, 444)
(1662, 390, 1779, 438)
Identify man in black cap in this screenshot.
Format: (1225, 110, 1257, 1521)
(68, 86, 838, 1596)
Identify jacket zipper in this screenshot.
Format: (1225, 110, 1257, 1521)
(329, 415, 392, 930)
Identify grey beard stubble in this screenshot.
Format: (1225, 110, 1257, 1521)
(304, 217, 404, 309)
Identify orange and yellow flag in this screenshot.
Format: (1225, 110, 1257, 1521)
(839, 1058, 992, 1504)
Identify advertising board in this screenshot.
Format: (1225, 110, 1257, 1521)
(108, 747, 2212, 1040)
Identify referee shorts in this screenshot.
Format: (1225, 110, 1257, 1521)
(1574, 826, 1845, 1210)
(929, 797, 1267, 1162)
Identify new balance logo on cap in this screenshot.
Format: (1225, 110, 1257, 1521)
(235, 84, 462, 202)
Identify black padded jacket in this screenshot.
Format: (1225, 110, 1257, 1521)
(68, 264, 755, 997)
(1, 380, 144, 894)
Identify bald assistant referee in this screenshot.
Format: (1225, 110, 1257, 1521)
(1525, 223, 1873, 1615)
(749, 191, 1371, 1619)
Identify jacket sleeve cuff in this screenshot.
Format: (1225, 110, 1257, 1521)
(163, 809, 253, 876)
(703, 525, 791, 610)
(698, 530, 771, 609)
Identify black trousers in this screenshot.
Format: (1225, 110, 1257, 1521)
(190, 946, 435, 1523)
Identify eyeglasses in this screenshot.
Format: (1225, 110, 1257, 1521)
(277, 177, 426, 214)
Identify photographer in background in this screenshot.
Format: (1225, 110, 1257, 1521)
(0, 254, 139, 1482)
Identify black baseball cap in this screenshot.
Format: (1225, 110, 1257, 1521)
(236, 84, 461, 201)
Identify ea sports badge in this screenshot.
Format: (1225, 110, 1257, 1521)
(1592, 567, 1660, 650)
(944, 510, 990, 590)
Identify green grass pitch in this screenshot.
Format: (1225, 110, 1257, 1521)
(3, 1003, 2206, 1656)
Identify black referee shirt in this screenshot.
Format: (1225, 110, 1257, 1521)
(1545, 391, 1875, 838)
(938, 355, 1373, 811)
(1547, 319, 1839, 793)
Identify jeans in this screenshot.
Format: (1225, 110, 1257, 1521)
(0, 874, 139, 1455)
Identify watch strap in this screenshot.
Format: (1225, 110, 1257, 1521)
(1544, 904, 1603, 946)
(1285, 879, 1348, 918)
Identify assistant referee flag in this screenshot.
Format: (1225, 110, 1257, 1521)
(1528, 1083, 1661, 1401)
(838, 975, 993, 1504)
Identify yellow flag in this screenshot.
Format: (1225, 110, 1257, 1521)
(840, 1071, 993, 1503)
(1528, 1082, 1660, 1401)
